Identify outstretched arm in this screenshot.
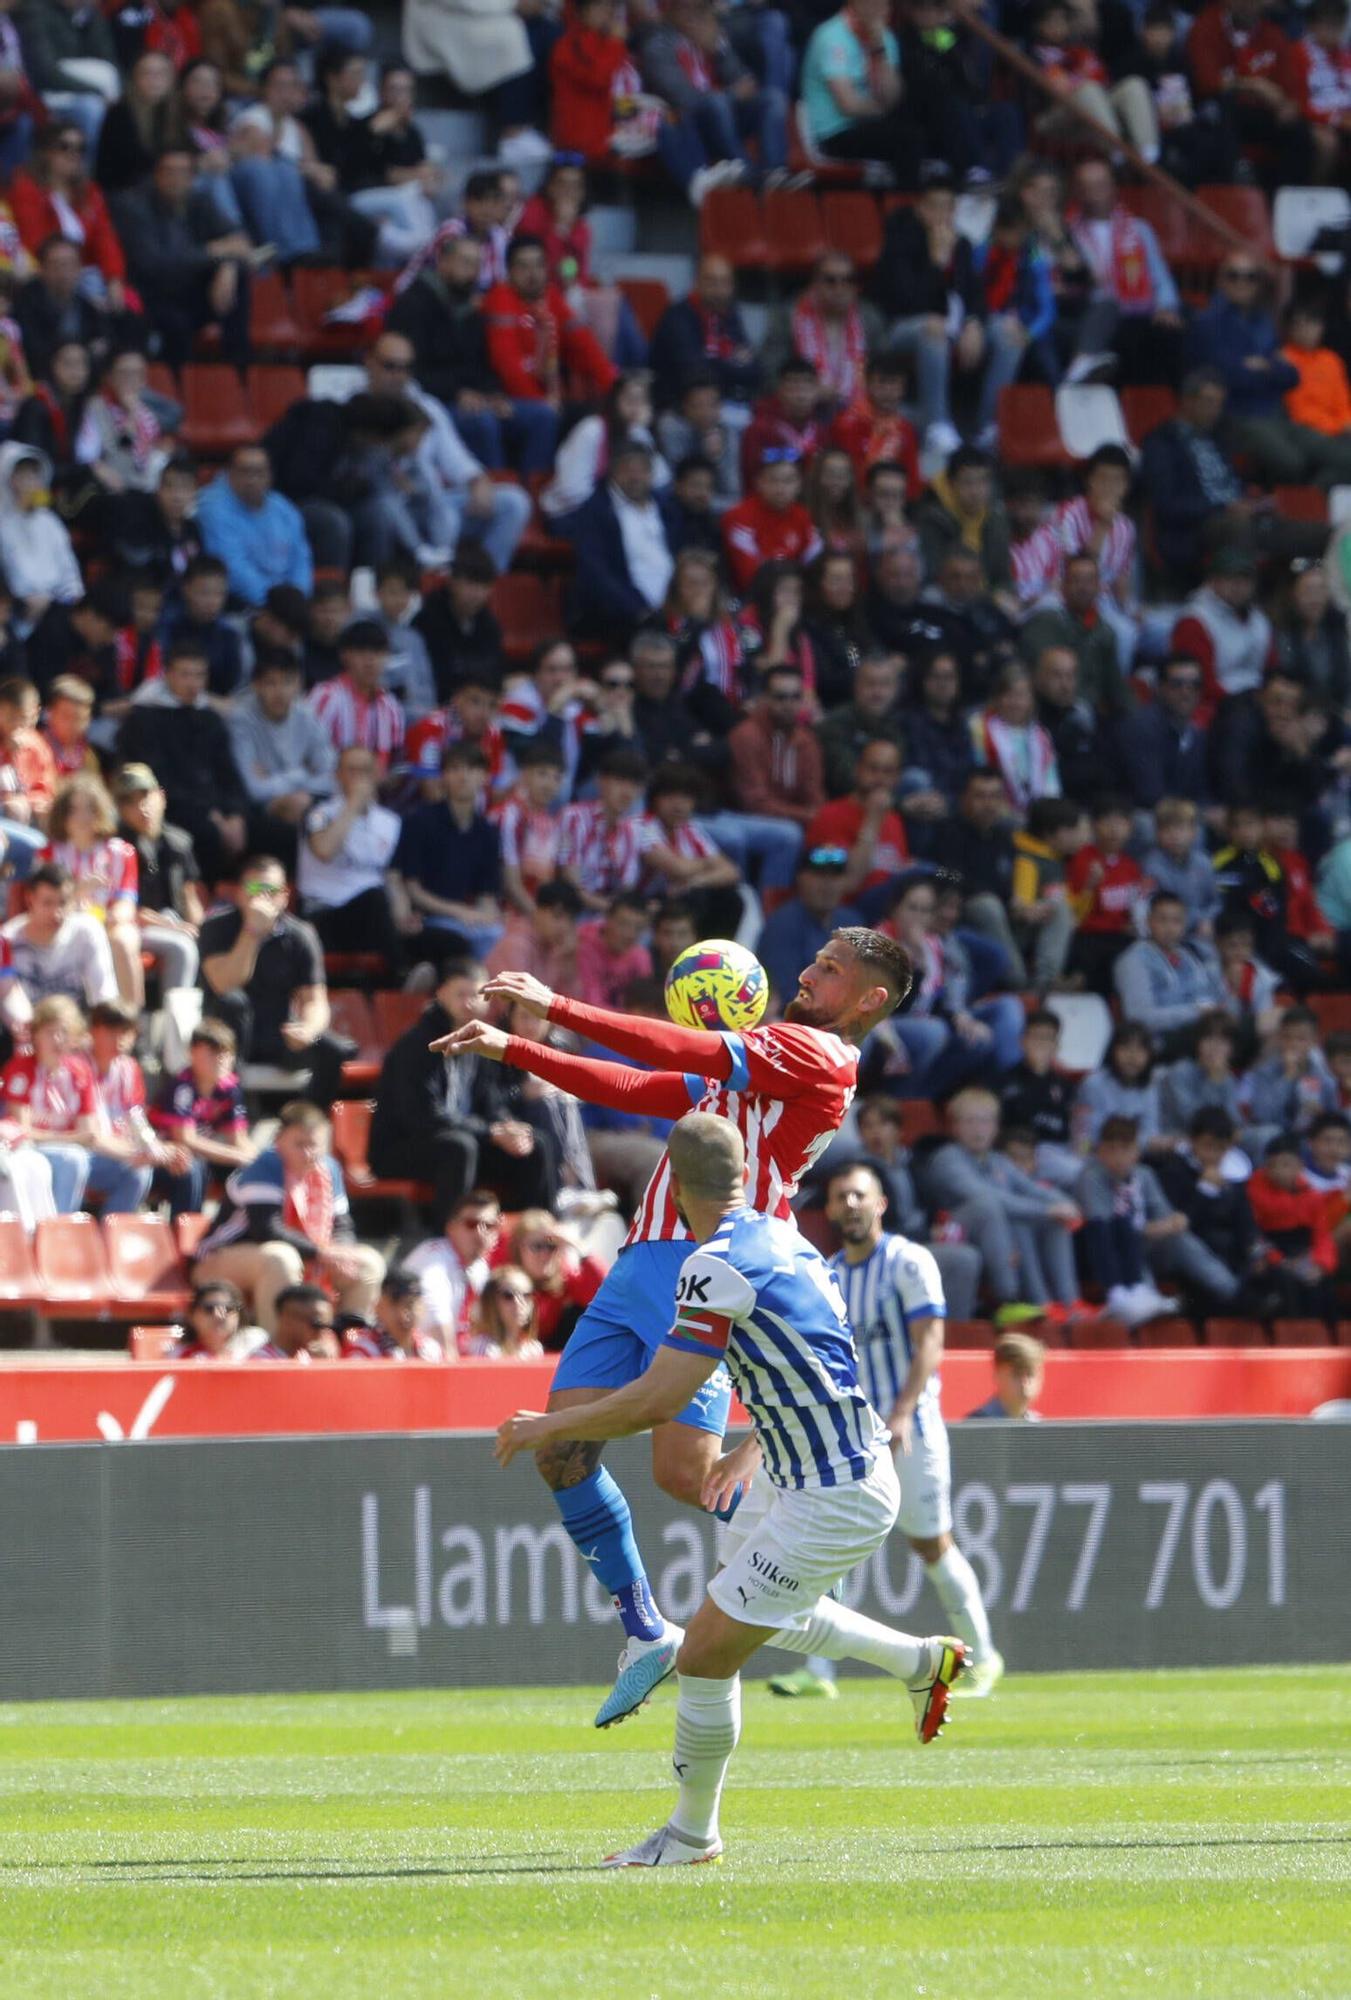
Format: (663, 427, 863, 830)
(431, 1019, 695, 1117)
(481, 971, 735, 1080)
(495, 1345, 716, 1464)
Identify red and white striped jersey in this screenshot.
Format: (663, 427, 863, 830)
(2, 1051, 97, 1132)
(1050, 498, 1137, 597)
(637, 814, 718, 894)
(43, 836, 138, 915)
(95, 1052, 146, 1134)
(407, 710, 508, 791)
(494, 795, 562, 894)
(1009, 523, 1061, 606)
(626, 1021, 857, 1245)
(558, 800, 642, 896)
(309, 675, 405, 768)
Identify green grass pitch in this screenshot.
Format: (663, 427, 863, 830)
(0, 1667, 1347, 2000)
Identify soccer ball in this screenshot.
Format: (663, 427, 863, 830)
(665, 939, 769, 1034)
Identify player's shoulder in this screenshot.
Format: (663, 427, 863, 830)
(743, 1020, 856, 1074)
(674, 1233, 756, 1317)
(882, 1231, 945, 1306)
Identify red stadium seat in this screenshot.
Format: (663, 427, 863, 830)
(372, 988, 428, 1049)
(1193, 185, 1275, 269)
(1137, 1316, 1199, 1347)
(146, 361, 179, 405)
(1270, 1318, 1333, 1347)
(1065, 1315, 1130, 1348)
(0, 1214, 40, 1307)
(1310, 994, 1351, 1036)
(616, 278, 670, 343)
(897, 1100, 943, 1146)
(1120, 386, 1178, 446)
(323, 952, 385, 986)
(175, 1212, 210, 1263)
(795, 1208, 839, 1256)
(1272, 485, 1329, 525)
(822, 191, 883, 271)
(944, 1319, 995, 1350)
(34, 1215, 112, 1310)
(1204, 1317, 1267, 1346)
(492, 572, 562, 663)
(1120, 184, 1190, 265)
(699, 187, 767, 270)
(292, 267, 383, 359)
(179, 366, 259, 456)
(997, 386, 1072, 470)
(763, 189, 826, 274)
(104, 1214, 191, 1312)
(789, 103, 867, 183)
(328, 989, 381, 1089)
(248, 271, 304, 353)
(330, 1098, 433, 1206)
(129, 1324, 179, 1360)
(248, 363, 308, 433)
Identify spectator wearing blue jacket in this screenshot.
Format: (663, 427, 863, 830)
(1117, 656, 1210, 809)
(1113, 891, 1224, 1053)
(196, 445, 314, 608)
(568, 441, 679, 643)
(1186, 258, 1307, 484)
(649, 256, 763, 413)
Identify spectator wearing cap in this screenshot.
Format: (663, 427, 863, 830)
(197, 443, 313, 609)
(343, 1268, 444, 1360)
(755, 845, 862, 1008)
(116, 640, 249, 882)
(721, 450, 822, 596)
(308, 619, 406, 773)
(570, 438, 679, 640)
(393, 741, 504, 960)
(112, 762, 205, 994)
(649, 255, 762, 415)
(229, 651, 338, 870)
(199, 853, 354, 1111)
(297, 744, 410, 978)
(876, 172, 1022, 463)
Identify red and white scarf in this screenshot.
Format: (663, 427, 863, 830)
(792, 294, 867, 403)
(675, 33, 715, 92)
(102, 387, 162, 473)
(285, 1164, 335, 1249)
(1067, 203, 1154, 310)
(971, 709, 1058, 811)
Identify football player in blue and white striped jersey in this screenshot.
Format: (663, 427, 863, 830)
(822, 1161, 1003, 1698)
(496, 1114, 966, 1868)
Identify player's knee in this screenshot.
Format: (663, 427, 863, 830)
(535, 1437, 602, 1492)
(909, 1533, 949, 1565)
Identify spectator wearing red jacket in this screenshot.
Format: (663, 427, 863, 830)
(1292, 0, 1351, 180)
(727, 660, 825, 828)
(721, 452, 822, 594)
(1067, 794, 1145, 994)
(550, 0, 655, 163)
(739, 359, 828, 487)
(1265, 803, 1336, 953)
(804, 735, 909, 903)
(830, 352, 921, 490)
(1186, 0, 1312, 185)
(10, 123, 129, 302)
(1247, 1131, 1337, 1316)
(483, 234, 617, 474)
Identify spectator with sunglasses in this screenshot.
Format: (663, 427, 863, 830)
(504, 1211, 605, 1351)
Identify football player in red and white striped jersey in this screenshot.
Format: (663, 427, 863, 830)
(435, 926, 911, 1727)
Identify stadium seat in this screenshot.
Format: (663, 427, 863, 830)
(1270, 1319, 1333, 1347)
(944, 1319, 995, 1350)
(292, 267, 382, 359)
(372, 988, 428, 1048)
(248, 271, 304, 353)
(1273, 186, 1351, 265)
(996, 386, 1072, 470)
(1121, 184, 1190, 264)
(175, 1212, 210, 1263)
(1204, 1317, 1267, 1346)
(0, 1214, 40, 1307)
(34, 1215, 112, 1310)
(330, 1098, 432, 1206)
(1066, 1316, 1130, 1348)
(1189, 186, 1274, 273)
(129, 1324, 179, 1360)
(146, 361, 179, 406)
(1120, 386, 1177, 446)
(1137, 1316, 1199, 1347)
(822, 191, 882, 270)
(104, 1214, 191, 1313)
(762, 188, 826, 274)
(897, 1099, 943, 1146)
(1272, 485, 1329, 525)
(492, 573, 562, 663)
(248, 364, 307, 433)
(699, 186, 767, 270)
(1310, 993, 1351, 1036)
(616, 278, 671, 343)
(327, 989, 380, 1088)
(1055, 385, 1129, 459)
(788, 102, 865, 183)
(1045, 994, 1112, 1074)
(323, 952, 385, 986)
(179, 366, 259, 456)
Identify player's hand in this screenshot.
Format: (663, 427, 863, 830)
(479, 971, 554, 1019)
(495, 1411, 552, 1465)
(430, 1021, 510, 1061)
(700, 1434, 761, 1512)
(888, 1410, 914, 1456)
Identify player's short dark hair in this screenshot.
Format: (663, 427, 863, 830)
(994, 1331, 1045, 1371)
(1189, 1107, 1235, 1143)
(830, 927, 912, 1013)
(824, 1159, 885, 1200)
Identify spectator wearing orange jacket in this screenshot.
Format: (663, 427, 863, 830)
(482, 234, 617, 474)
(1279, 298, 1351, 489)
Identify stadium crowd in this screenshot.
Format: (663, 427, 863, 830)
(2, 0, 1351, 1358)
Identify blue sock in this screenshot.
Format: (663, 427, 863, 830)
(555, 1468, 666, 1641)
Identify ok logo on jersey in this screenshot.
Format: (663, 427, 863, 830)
(675, 1272, 711, 1304)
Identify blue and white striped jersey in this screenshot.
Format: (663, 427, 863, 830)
(829, 1233, 945, 1424)
(665, 1206, 889, 1491)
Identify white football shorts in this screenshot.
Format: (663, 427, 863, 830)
(708, 1449, 900, 1631)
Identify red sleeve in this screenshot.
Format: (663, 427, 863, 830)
(70, 1057, 97, 1117)
(561, 311, 618, 397)
(483, 288, 541, 400)
(546, 993, 736, 1077)
(85, 187, 127, 282)
(735, 1022, 851, 1100)
(8, 175, 49, 256)
(1186, 9, 1229, 99)
(722, 506, 761, 595)
(503, 1033, 696, 1115)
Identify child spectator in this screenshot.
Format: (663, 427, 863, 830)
(1214, 800, 1319, 996)
(1159, 1011, 1246, 1139)
(494, 740, 566, 919)
(575, 891, 652, 1008)
(965, 1330, 1046, 1419)
(721, 452, 822, 597)
(1066, 794, 1144, 995)
(0, 442, 83, 631)
(406, 673, 510, 805)
(550, 0, 663, 165)
(1280, 296, 1351, 451)
(372, 560, 437, 724)
(973, 198, 1057, 389)
(999, 1006, 1080, 1189)
(88, 995, 185, 1212)
(1078, 1113, 1239, 1324)
(1246, 1132, 1337, 1320)
(42, 772, 142, 1009)
(1302, 1110, 1351, 1204)
(1240, 1005, 1338, 1155)
(968, 661, 1061, 817)
(151, 1017, 252, 1218)
(1326, 1031, 1351, 1115)
(556, 747, 647, 911)
(1028, 0, 1160, 162)
(1073, 1021, 1167, 1150)
(42, 676, 98, 781)
(830, 354, 920, 491)
(1113, 890, 1224, 1052)
(1264, 799, 1336, 958)
(1214, 910, 1283, 1053)
(1154, 1108, 1260, 1288)
(1, 993, 125, 1213)
(1140, 798, 1219, 939)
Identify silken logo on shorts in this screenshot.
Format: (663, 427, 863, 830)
(749, 1552, 800, 1592)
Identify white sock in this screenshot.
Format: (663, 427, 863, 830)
(671, 1673, 741, 1847)
(768, 1595, 927, 1682)
(926, 1546, 994, 1660)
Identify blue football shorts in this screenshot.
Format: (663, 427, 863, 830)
(551, 1238, 731, 1434)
